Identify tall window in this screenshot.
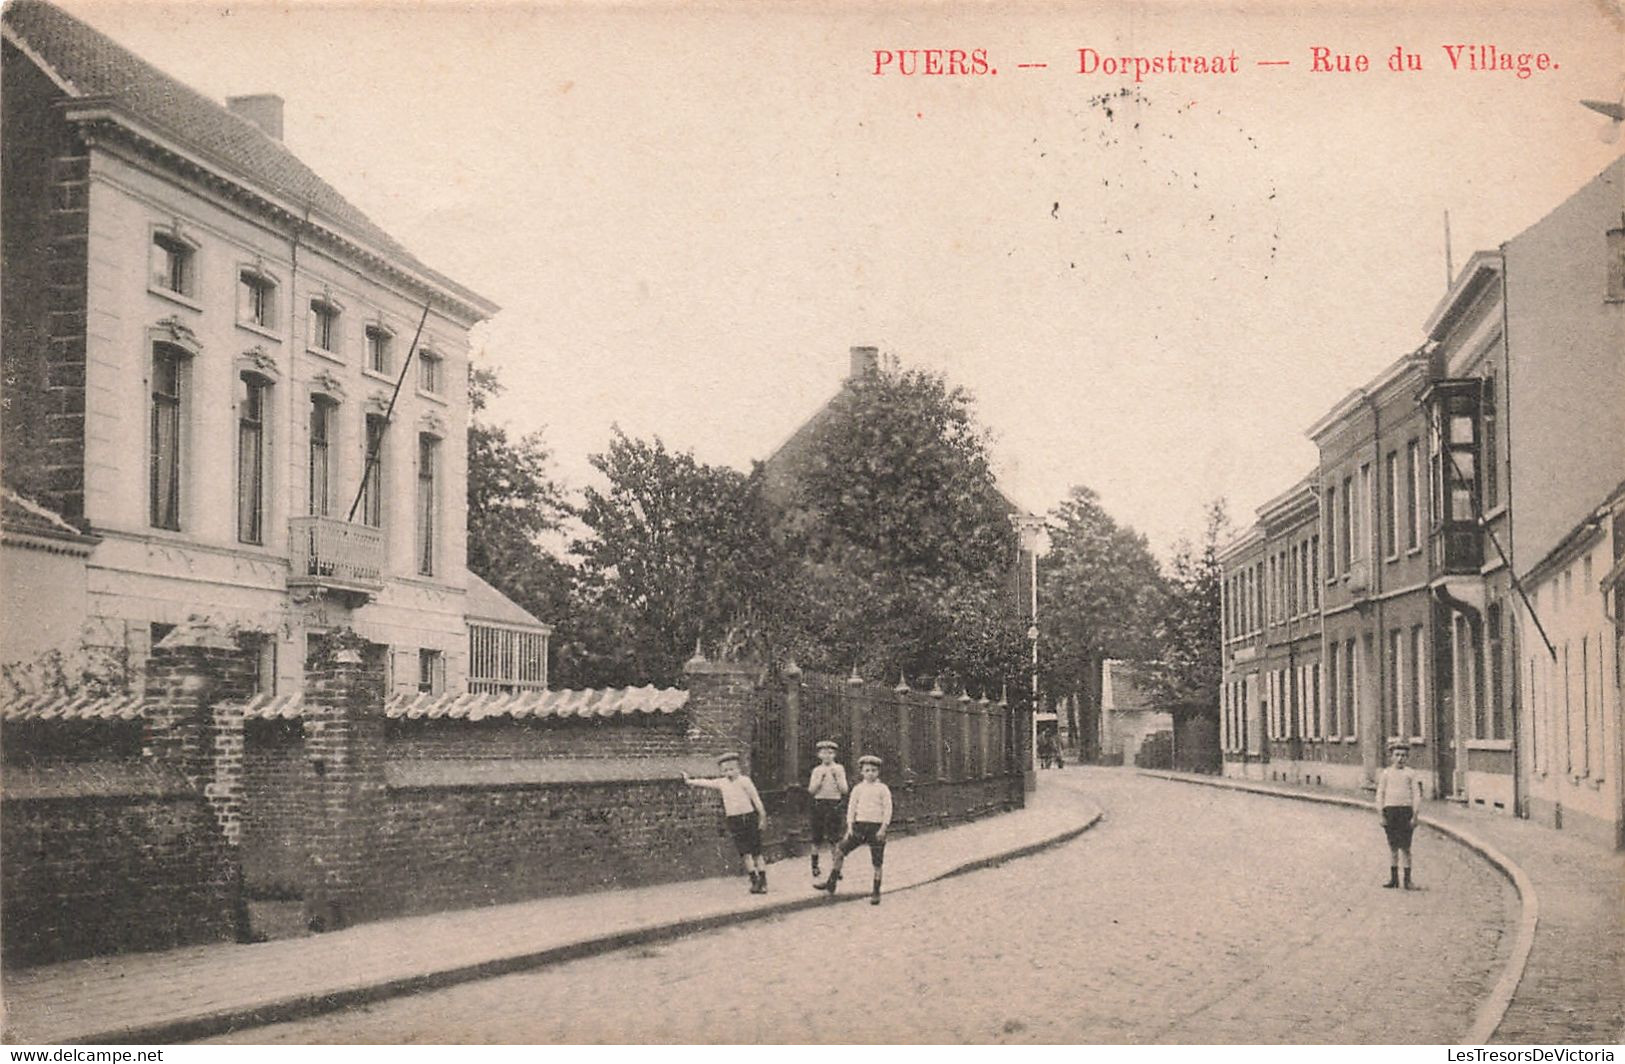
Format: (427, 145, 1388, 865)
(237, 374, 267, 544)
(1326, 643, 1340, 738)
(149, 345, 184, 530)
(361, 415, 387, 527)
(150, 232, 193, 297)
(417, 434, 438, 576)
(309, 299, 340, 353)
(238, 270, 277, 329)
(1340, 476, 1353, 572)
(309, 397, 334, 516)
(1488, 603, 1505, 740)
(419, 350, 442, 394)
(1325, 488, 1338, 578)
(1405, 440, 1420, 551)
(1409, 625, 1424, 738)
(1343, 638, 1357, 736)
(1357, 464, 1371, 564)
(366, 326, 393, 375)
(1384, 451, 1399, 558)
(418, 648, 445, 695)
(1387, 628, 1403, 738)
(1310, 535, 1320, 606)
(1482, 373, 1498, 511)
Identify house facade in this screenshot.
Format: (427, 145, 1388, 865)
(1, 0, 548, 699)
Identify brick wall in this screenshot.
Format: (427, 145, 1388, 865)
(1, 40, 89, 523)
(387, 714, 691, 762)
(372, 779, 736, 915)
(0, 751, 238, 967)
(240, 719, 307, 896)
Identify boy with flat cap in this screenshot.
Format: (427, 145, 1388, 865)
(684, 752, 770, 894)
(806, 739, 849, 881)
(1375, 739, 1424, 889)
(816, 753, 892, 905)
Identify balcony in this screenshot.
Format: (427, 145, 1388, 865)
(288, 515, 384, 604)
(1431, 523, 1483, 576)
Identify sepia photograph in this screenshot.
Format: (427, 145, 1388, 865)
(0, 0, 1621, 1047)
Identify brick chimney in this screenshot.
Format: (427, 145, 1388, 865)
(226, 94, 284, 141)
(849, 345, 880, 380)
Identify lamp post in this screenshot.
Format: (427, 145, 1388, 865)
(1010, 513, 1044, 782)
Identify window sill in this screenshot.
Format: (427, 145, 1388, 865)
(307, 345, 344, 366)
(362, 367, 396, 385)
(1406, 546, 1422, 558)
(237, 320, 282, 343)
(1343, 736, 1359, 744)
(416, 388, 448, 406)
(1467, 739, 1513, 752)
(149, 286, 203, 313)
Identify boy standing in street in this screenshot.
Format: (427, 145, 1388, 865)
(1375, 740, 1425, 889)
(684, 752, 770, 894)
(806, 739, 849, 881)
(816, 753, 892, 905)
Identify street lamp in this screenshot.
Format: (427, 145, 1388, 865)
(1010, 513, 1044, 778)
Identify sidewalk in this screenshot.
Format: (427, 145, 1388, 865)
(1, 776, 1102, 1045)
(1142, 769, 1624, 1045)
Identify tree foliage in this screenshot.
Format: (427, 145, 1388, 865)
(569, 430, 785, 687)
(773, 367, 1024, 690)
(1040, 485, 1165, 692)
(1142, 499, 1230, 718)
(464, 366, 575, 650)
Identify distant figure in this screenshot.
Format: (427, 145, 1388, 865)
(806, 739, 849, 882)
(1038, 731, 1056, 769)
(816, 754, 893, 905)
(1375, 740, 1424, 890)
(684, 752, 769, 894)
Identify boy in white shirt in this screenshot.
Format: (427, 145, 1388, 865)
(1375, 740, 1424, 889)
(816, 753, 892, 905)
(806, 739, 849, 881)
(684, 752, 770, 894)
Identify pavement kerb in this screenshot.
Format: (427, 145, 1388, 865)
(54, 797, 1105, 1045)
(1138, 769, 1538, 1045)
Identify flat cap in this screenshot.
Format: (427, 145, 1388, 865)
(858, 754, 883, 767)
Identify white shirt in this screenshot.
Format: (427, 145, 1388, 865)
(1375, 765, 1423, 810)
(693, 774, 762, 817)
(808, 762, 849, 799)
(847, 780, 893, 828)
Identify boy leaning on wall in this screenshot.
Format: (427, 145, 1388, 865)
(684, 752, 770, 894)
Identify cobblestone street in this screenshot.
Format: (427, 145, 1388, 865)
(212, 770, 1518, 1044)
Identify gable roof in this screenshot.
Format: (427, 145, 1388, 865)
(2, 0, 496, 320)
(465, 572, 552, 631)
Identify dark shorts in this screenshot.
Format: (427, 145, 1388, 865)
(810, 799, 844, 845)
(839, 821, 886, 866)
(1382, 806, 1416, 849)
(727, 813, 762, 858)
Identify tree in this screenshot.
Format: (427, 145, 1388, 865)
(772, 366, 1024, 689)
(1142, 499, 1229, 720)
(570, 430, 786, 688)
(1039, 485, 1166, 755)
(464, 365, 573, 639)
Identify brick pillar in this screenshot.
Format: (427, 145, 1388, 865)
(302, 629, 386, 932)
(142, 616, 249, 940)
(683, 651, 758, 763)
(144, 619, 240, 788)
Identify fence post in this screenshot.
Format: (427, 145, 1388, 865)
(931, 679, 945, 781)
(893, 675, 912, 780)
(846, 666, 864, 767)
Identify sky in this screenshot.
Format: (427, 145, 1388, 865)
(53, 0, 1625, 557)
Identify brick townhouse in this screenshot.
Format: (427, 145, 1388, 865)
(1220, 157, 1624, 845)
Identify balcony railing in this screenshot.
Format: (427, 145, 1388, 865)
(288, 515, 384, 600)
(1431, 523, 1483, 576)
